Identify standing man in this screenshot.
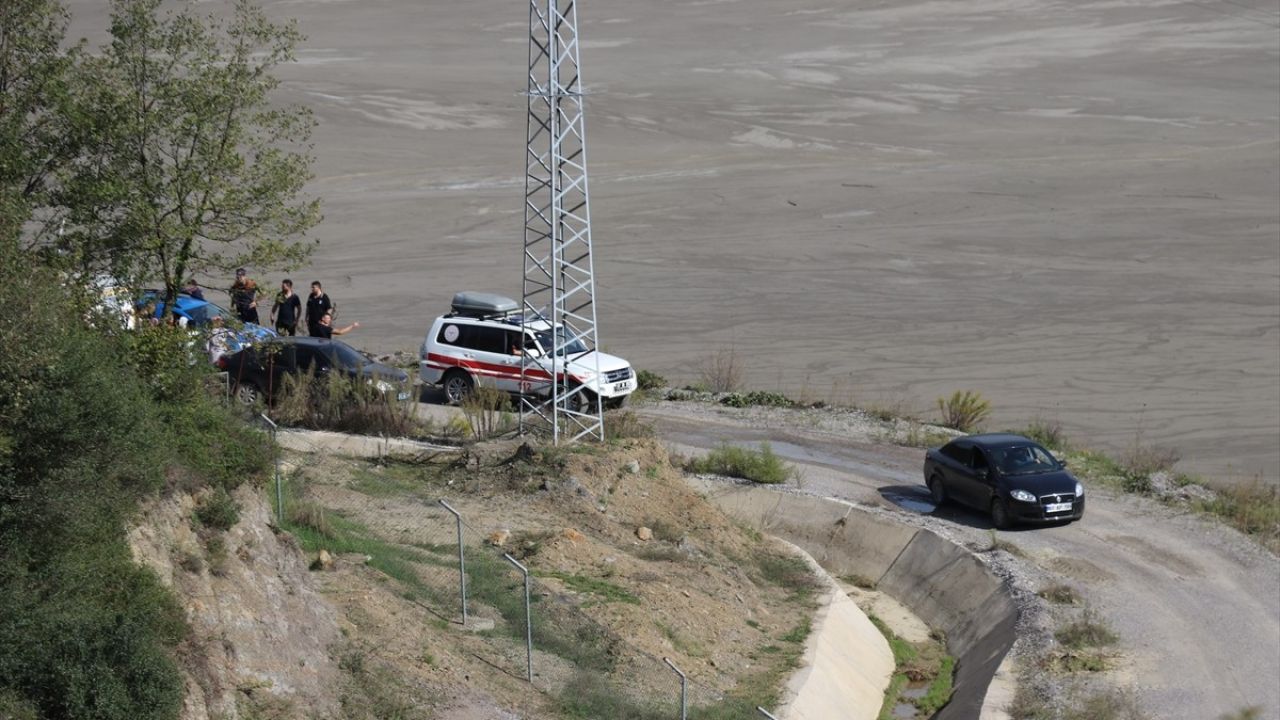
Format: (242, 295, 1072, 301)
(312, 311, 359, 339)
(271, 279, 302, 336)
(229, 268, 261, 324)
(305, 280, 333, 337)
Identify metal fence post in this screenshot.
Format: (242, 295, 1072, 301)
(260, 414, 282, 525)
(663, 657, 687, 720)
(503, 553, 533, 682)
(438, 500, 467, 625)
(756, 707, 779, 719)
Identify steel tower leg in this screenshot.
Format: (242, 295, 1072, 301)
(520, 0, 603, 443)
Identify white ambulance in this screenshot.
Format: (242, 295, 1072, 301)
(419, 292, 635, 409)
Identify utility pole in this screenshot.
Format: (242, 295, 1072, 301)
(520, 0, 604, 443)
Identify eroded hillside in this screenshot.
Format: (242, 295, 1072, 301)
(135, 437, 822, 719)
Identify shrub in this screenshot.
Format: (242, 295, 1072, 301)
(1119, 440, 1180, 480)
(194, 487, 240, 531)
(604, 410, 654, 440)
(1021, 418, 1068, 450)
(0, 246, 264, 717)
(636, 369, 666, 391)
(1196, 481, 1280, 553)
(720, 390, 794, 409)
(459, 384, 513, 440)
(1055, 610, 1118, 649)
(272, 367, 422, 438)
(688, 443, 796, 484)
(1038, 583, 1082, 605)
(698, 348, 744, 393)
(936, 390, 992, 432)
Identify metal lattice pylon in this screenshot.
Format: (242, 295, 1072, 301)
(520, 0, 603, 443)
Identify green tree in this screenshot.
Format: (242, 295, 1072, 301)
(59, 0, 321, 303)
(0, 0, 81, 247)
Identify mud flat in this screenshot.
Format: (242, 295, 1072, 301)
(63, 0, 1280, 481)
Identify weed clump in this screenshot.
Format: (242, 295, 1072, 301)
(720, 390, 794, 409)
(636, 369, 666, 391)
(698, 348, 745, 393)
(194, 486, 240, 531)
(687, 442, 796, 484)
(1038, 583, 1082, 605)
(1055, 610, 1118, 649)
(936, 390, 992, 432)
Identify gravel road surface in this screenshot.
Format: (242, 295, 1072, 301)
(639, 400, 1280, 719)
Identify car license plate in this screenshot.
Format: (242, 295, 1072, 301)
(615, 380, 633, 392)
(1045, 502, 1072, 513)
(396, 391, 411, 402)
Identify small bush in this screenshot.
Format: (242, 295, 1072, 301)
(272, 368, 421, 438)
(1055, 610, 1118, 649)
(936, 390, 991, 432)
(721, 390, 794, 409)
(1120, 440, 1180, 480)
(698, 348, 745, 393)
(604, 410, 654, 440)
(1197, 481, 1280, 553)
(459, 384, 513, 440)
(194, 486, 240, 531)
(687, 442, 796, 484)
(1021, 418, 1068, 450)
(636, 369, 666, 391)
(1038, 583, 1082, 605)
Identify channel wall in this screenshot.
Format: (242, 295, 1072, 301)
(690, 480, 1018, 719)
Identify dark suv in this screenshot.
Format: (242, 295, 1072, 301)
(923, 433, 1085, 528)
(220, 337, 409, 405)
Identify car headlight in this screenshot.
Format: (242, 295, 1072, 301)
(1010, 489, 1036, 503)
(373, 379, 394, 394)
(1075, 482, 1085, 498)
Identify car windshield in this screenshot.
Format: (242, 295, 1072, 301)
(184, 302, 233, 327)
(993, 444, 1059, 475)
(328, 341, 366, 371)
(534, 328, 588, 356)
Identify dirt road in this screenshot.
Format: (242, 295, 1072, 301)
(638, 400, 1280, 719)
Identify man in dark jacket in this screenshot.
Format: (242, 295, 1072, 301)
(305, 281, 332, 337)
(270, 279, 302, 336)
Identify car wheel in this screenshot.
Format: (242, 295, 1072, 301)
(442, 370, 474, 405)
(233, 381, 261, 406)
(928, 474, 947, 505)
(990, 497, 1012, 530)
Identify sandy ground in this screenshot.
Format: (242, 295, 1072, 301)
(640, 399, 1280, 720)
(62, 0, 1279, 481)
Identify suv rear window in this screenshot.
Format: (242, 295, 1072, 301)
(437, 322, 508, 354)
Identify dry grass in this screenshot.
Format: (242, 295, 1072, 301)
(698, 347, 745, 393)
(459, 384, 513, 440)
(1038, 583, 1082, 605)
(1196, 480, 1280, 554)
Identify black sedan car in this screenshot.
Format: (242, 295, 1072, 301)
(219, 337, 410, 405)
(923, 433, 1085, 529)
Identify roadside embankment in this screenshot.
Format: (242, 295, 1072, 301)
(690, 480, 1018, 719)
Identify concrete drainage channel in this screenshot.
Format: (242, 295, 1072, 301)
(691, 480, 1018, 720)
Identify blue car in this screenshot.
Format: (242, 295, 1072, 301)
(139, 292, 277, 344)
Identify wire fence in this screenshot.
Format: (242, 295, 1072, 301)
(261, 425, 787, 719)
